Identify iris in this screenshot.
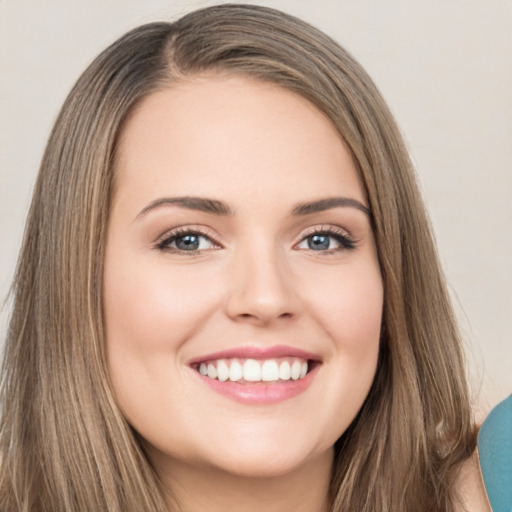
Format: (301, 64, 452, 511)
(308, 234, 331, 250)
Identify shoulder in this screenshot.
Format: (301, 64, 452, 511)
(456, 394, 512, 512)
(477, 394, 512, 512)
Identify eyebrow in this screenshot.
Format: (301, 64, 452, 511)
(136, 195, 370, 219)
(136, 196, 234, 219)
(292, 197, 371, 216)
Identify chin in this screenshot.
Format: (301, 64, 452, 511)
(198, 424, 334, 479)
(199, 444, 332, 480)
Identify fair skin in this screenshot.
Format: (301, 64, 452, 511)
(103, 75, 383, 511)
(456, 450, 492, 512)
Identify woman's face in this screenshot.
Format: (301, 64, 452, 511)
(104, 75, 383, 478)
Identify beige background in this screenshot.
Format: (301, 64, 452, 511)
(1, 0, 510, 416)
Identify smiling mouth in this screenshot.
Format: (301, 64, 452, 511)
(189, 346, 322, 403)
(193, 357, 315, 384)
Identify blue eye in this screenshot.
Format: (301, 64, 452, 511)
(157, 230, 218, 253)
(296, 229, 355, 252)
(174, 234, 201, 251)
(308, 234, 332, 250)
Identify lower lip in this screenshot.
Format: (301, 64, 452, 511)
(193, 366, 319, 404)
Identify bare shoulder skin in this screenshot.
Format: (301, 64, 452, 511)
(455, 449, 492, 512)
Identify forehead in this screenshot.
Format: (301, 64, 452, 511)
(114, 75, 365, 210)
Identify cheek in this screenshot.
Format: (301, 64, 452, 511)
(102, 257, 222, 432)
(335, 287, 383, 353)
(285, 261, 383, 448)
(103, 257, 221, 357)
(300, 261, 383, 352)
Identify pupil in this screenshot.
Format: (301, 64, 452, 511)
(309, 234, 330, 250)
(176, 235, 199, 250)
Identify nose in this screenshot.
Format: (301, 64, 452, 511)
(224, 242, 300, 326)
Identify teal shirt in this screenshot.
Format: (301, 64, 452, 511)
(478, 395, 512, 512)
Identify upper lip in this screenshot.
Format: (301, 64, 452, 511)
(188, 345, 322, 365)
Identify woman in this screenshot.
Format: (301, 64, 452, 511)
(0, 4, 490, 511)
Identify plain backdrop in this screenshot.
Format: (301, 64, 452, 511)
(1, 0, 510, 416)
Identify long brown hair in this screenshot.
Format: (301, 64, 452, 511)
(0, 4, 475, 511)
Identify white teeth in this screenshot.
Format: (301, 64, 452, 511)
(217, 360, 229, 382)
(207, 363, 217, 379)
(291, 360, 301, 380)
(243, 359, 262, 382)
(229, 360, 243, 381)
(261, 360, 279, 381)
(279, 361, 291, 380)
(197, 357, 311, 383)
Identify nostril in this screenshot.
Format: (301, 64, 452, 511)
(236, 311, 294, 321)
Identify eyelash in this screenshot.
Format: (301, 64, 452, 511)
(155, 227, 219, 254)
(297, 226, 356, 253)
(155, 225, 356, 254)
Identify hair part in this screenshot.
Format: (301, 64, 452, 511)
(1, 4, 475, 511)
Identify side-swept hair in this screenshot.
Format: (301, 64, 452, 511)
(0, 4, 475, 511)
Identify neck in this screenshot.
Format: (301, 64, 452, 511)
(153, 449, 334, 512)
